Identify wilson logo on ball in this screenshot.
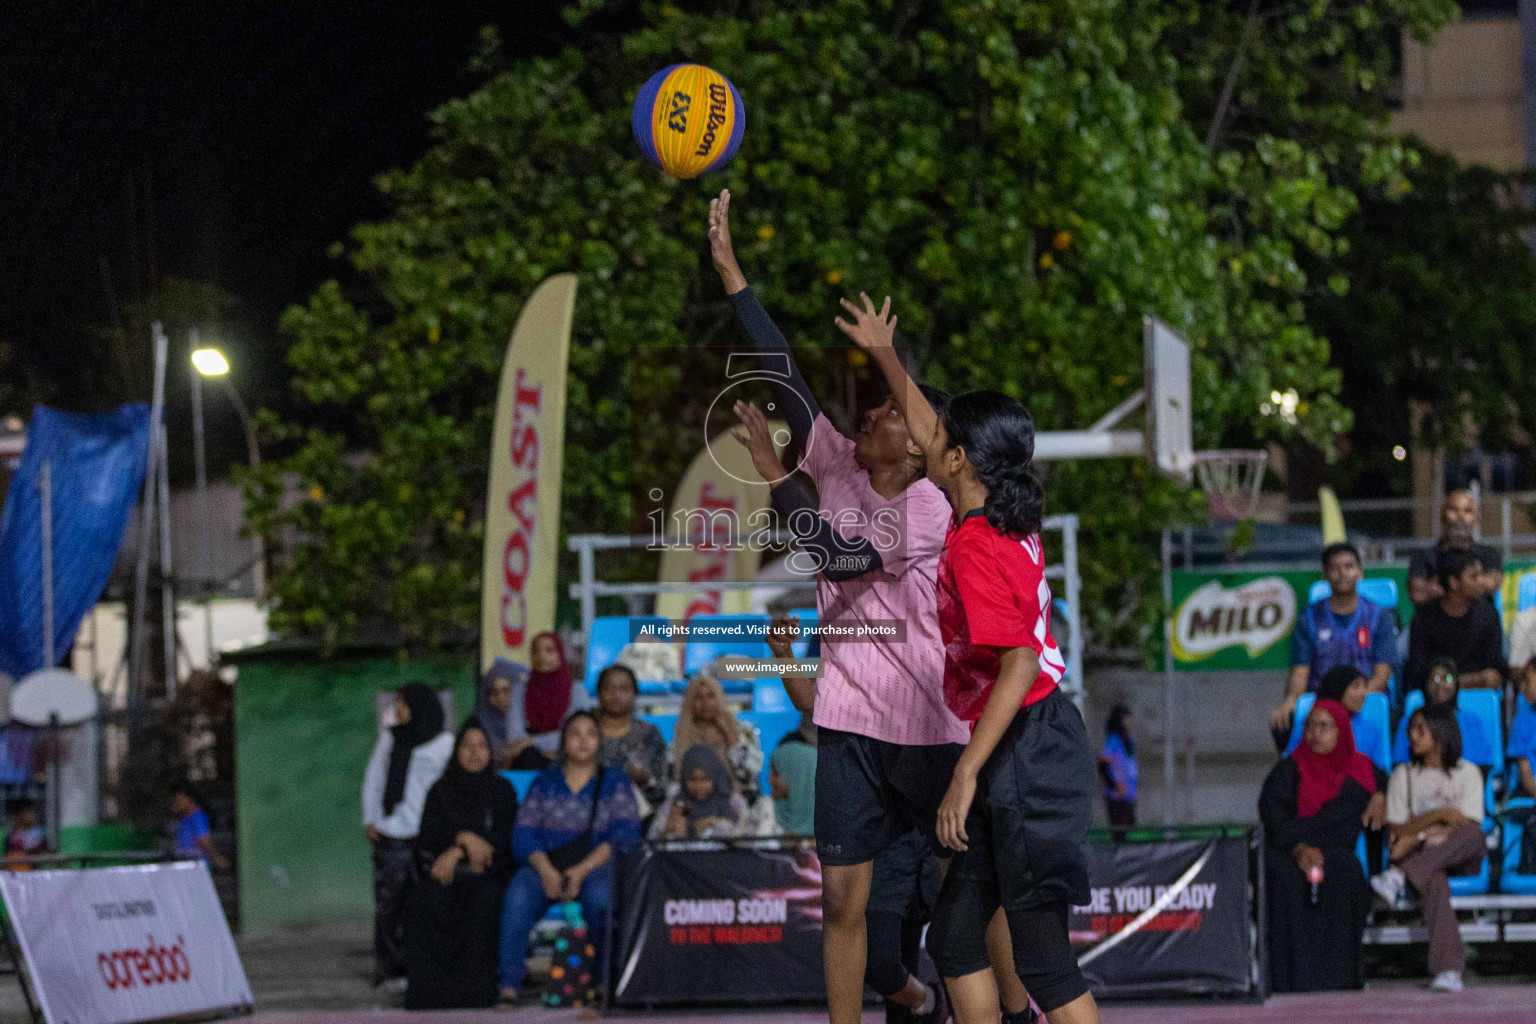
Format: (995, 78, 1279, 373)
(633, 64, 744, 179)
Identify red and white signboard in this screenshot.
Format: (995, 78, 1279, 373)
(0, 861, 252, 1024)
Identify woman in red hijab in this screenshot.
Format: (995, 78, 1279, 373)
(502, 632, 595, 770)
(1259, 699, 1385, 993)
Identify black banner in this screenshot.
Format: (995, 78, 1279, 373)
(612, 831, 1260, 1007)
(612, 839, 826, 1007)
(1070, 831, 1258, 999)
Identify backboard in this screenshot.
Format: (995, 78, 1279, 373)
(1144, 316, 1193, 484)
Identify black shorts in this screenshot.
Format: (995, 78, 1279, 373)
(814, 727, 963, 866)
(943, 687, 1092, 912)
(867, 829, 944, 918)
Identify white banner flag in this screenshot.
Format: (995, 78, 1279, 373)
(0, 861, 252, 1024)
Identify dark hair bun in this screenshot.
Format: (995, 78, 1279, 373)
(941, 391, 1043, 536)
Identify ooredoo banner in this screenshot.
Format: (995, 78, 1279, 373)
(612, 840, 825, 1006)
(0, 861, 252, 1024)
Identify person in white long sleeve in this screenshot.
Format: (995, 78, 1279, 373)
(361, 683, 453, 992)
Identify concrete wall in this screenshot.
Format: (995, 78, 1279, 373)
(1085, 668, 1285, 827)
(232, 649, 476, 933)
(1393, 15, 1524, 170)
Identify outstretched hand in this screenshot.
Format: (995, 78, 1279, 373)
(709, 189, 748, 294)
(731, 400, 789, 484)
(834, 293, 897, 351)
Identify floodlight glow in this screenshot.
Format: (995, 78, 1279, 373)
(191, 348, 230, 376)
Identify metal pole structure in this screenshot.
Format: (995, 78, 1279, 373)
(1503, 496, 1513, 568)
(157, 424, 176, 700)
(190, 332, 215, 668)
(220, 378, 265, 600)
(39, 462, 54, 670)
(576, 537, 597, 637)
(1061, 514, 1085, 713)
(128, 324, 168, 706)
(45, 713, 60, 852)
(1162, 527, 1176, 825)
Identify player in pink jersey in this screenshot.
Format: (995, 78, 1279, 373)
(711, 192, 1037, 1024)
(842, 294, 1099, 1024)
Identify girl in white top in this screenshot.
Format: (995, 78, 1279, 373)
(1373, 703, 1486, 993)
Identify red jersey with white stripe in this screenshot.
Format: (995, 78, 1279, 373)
(937, 510, 1065, 722)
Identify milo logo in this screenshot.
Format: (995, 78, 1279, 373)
(695, 83, 729, 155)
(1172, 577, 1296, 662)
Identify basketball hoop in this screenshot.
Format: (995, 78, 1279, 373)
(1194, 450, 1268, 523)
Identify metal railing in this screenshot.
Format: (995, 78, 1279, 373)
(568, 513, 1085, 701)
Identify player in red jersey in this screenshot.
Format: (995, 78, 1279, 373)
(839, 294, 1099, 1024)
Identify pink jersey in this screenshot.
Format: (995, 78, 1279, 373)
(800, 413, 968, 746)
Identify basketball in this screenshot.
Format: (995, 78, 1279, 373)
(632, 64, 744, 179)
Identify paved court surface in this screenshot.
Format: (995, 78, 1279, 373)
(4, 920, 1531, 1024)
(243, 987, 1536, 1024)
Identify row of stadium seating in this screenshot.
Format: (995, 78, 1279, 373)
(1286, 691, 1536, 896)
(499, 707, 804, 799)
(581, 612, 822, 696)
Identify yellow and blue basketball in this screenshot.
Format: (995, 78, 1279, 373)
(632, 64, 745, 180)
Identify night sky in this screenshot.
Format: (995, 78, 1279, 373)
(0, 0, 584, 465)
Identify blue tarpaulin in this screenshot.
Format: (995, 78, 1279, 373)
(0, 404, 151, 679)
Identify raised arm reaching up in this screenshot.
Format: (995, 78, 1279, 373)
(709, 190, 820, 451)
(834, 293, 938, 453)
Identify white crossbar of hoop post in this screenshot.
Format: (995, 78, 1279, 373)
(567, 514, 1085, 708)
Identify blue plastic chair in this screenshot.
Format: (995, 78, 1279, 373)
(752, 678, 798, 714)
(1500, 797, 1536, 895)
(1457, 689, 1504, 776)
(585, 615, 673, 694)
(683, 614, 772, 674)
(741, 710, 805, 793)
(1510, 695, 1535, 795)
(638, 712, 678, 745)
(1283, 693, 1390, 773)
(1520, 572, 1536, 613)
(500, 769, 540, 801)
(1308, 578, 1399, 610)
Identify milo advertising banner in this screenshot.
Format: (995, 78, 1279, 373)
(1170, 568, 1409, 672)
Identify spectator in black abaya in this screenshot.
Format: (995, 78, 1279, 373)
(404, 722, 518, 1009)
(1258, 699, 1383, 992)
(361, 683, 453, 991)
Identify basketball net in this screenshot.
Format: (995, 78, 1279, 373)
(1194, 450, 1268, 523)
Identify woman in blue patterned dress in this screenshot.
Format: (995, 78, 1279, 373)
(496, 710, 641, 1002)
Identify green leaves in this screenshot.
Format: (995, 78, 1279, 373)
(249, 1, 1455, 662)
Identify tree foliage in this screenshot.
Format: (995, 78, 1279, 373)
(1306, 149, 1536, 489)
(250, 0, 1455, 657)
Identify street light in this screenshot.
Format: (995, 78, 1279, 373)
(190, 338, 265, 602)
(191, 348, 229, 377)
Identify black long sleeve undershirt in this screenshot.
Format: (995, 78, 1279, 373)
(727, 287, 820, 452)
(728, 287, 880, 582)
(769, 476, 883, 582)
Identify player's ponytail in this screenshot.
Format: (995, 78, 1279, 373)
(941, 390, 1044, 537)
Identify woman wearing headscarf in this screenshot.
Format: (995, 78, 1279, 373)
(501, 633, 595, 770)
(672, 671, 772, 833)
(361, 683, 454, 990)
(654, 745, 750, 839)
(1258, 699, 1384, 992)
(475, 658, 526, 768)
(403, 722, 518, 1009)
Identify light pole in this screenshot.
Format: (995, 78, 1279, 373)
(189, 331, 214, 668)
(191, 344, 266, 605)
